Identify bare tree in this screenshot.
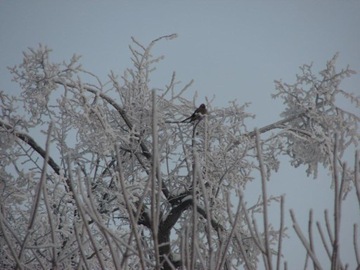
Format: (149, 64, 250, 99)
(0, 35, 359, 269)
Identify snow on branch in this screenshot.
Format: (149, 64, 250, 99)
(0, 38, 358, 269)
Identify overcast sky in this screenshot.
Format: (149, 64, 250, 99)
(1, 1, 359, 269)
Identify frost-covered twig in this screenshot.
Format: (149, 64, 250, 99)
(0, 120, 61, 175)
(316, 221, 332, 260)
(290, 209, 323, 270)
(331, 133, 342, 270)
(306, 210, 315, 270)
(151, 90, 161, 269)
(0, 212, 24, 270)
(255, 128, 273, 269)
(276, 195, 285, 270)
(190, 150, 199, 270)
(239, 192, 265, 254)
(114, 145, 147, 270)
(217, 193, 242, 270)
(197, 157, 215, 268)
(66, 158, 107, 270)
(355, 151, 360, 209)
(19, 123, 53, 263)
(233, 221, 254, 269)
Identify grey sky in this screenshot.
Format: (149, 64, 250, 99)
(1, 1, 359, 268)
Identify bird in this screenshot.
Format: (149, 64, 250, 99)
(181, 104, 207, 123)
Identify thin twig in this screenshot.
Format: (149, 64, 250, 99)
(66, 158, 107, 270)
(316, 221, 332, 260)
(228, 101, 328, 151)
(151, 90, 161, 269)
(290, 209, 323, 270)
(0, 120, 61, 175)
(232, 205, 254, 270)
(74, 223, 91, 270)
(331, 133, 340, 270)
(239, 192, 265, 253)
(190, 151, 199, 270)
(276, 195, 285, 270)
(114, 145, 147, 270)
(354, 151, 360, 210)
(80, 171, 121, 270)
(42, 163, 58, 268)
(308, 209, 315, 270)
(197, 159, 214, 268)
(19, 123, 53, 262)
(217, 194, 242, 270)
(0, 212, 24, 270)
(255, 128, 272, 269)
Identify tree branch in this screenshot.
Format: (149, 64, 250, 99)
(0, 120, 61, 175)
(54, 79, 152, 159)
(228, 101, 327, 151)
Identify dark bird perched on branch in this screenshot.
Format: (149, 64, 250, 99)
(181, 104, 207, 123)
